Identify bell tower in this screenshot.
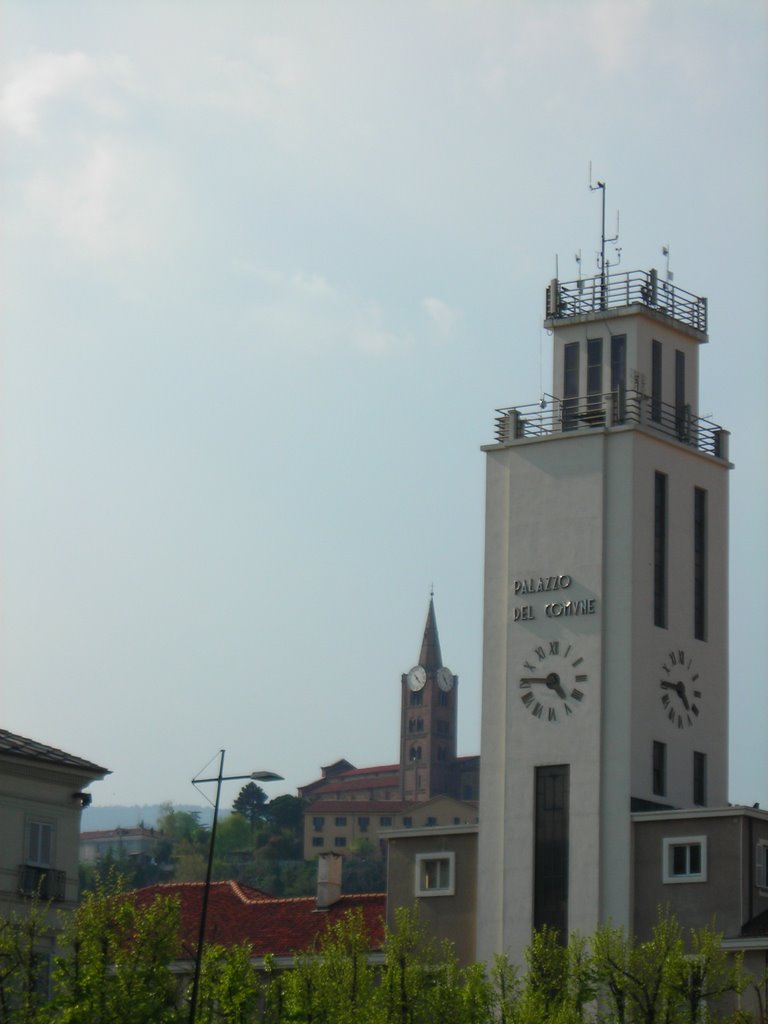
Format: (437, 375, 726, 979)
(477, 259, 731, 964)
(399, 595, 458, 802)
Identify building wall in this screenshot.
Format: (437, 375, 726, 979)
(0, 757, 93, 918)
(386, 827, 478, 966)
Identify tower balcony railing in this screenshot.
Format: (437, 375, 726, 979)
(493, 388, 728, 459)
(546, 270, 707, 334)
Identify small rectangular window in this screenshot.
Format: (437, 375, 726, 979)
(694, 488, 707, 641)
(663, 836, 707, 883)
(334, 816, 347, 827)
(312, 837, 324, 848)
(651, 340, 662, 422)
(426, 816, 437, 826)
(693, 752, 707, 806)
(357, 816, 369, 832)
(654, 472, 668, 628)
(653, 741, 666, 797)
(415, 852, 455, 897)
(403, 816, 413, 828)
(334, 837, 347, 848)
(379, 816, 393, 827)
(312, 817, 324, 832)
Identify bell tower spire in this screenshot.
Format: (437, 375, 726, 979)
(399, 594, 458, 802)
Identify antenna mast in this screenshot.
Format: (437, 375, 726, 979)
(589, 164, 620, 309)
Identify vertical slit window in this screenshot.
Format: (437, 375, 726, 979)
(563, 343, 579, 431)
(654, 472, 668, 628)
(694, 487, 707, 641)
(693, 752, 707, 806)
(587, 338, 603, 418)
(651, 340, 662, 422)
(611, 335, 626, 419)
(653, 741, 667, 797)
(675, 349, 686, 438)
(534, 764, 569, 940)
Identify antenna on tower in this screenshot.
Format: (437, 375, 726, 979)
(589, 163, 621, 308)
(662, 244, 674, 283)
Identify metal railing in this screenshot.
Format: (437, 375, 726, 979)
(18, 864, 67, 901)
(493, 388, 727, 458)
(546, 270, 707, 334)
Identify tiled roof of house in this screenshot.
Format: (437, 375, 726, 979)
(133, 881, 385, 957)
(80, 827, 161, 841)
(0, 729, 108, 776)
(307, 799, 408, 814)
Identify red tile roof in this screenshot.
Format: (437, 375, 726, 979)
(133, 881, 385, 957)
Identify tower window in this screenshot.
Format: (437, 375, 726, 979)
(534, 764, 569, 939)
(675, 349, 686, 438)
(652, 741, 666, 797)
(438, 691, 449, 707)
(563, 342, 580, 430)
(610, 335, 626, 394)
(410, 691, 423, 707)
(694, 488, 707, 641)
(654, 472, 668, 628)
(693, 752, 707, 806)
(587, 338, 603, 416)
(651, 340, 662, 422)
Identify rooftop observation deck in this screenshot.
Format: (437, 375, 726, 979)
(493, 389, 728, 460)
(545, 268, 708, 334)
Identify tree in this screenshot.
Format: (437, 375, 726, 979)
(0, 896, 52, 1024)
(51, 877, 182, 1024)
(232, 784, 269, 828)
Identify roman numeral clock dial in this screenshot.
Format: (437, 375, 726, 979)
(518, 641, 588, 723)
(659, 648, 702, 729)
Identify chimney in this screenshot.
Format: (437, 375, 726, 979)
(316, 852, 342, 910)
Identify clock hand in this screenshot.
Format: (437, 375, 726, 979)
(676, 681, 690, 710)
(520, 677, 548, 685)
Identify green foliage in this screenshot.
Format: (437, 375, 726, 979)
(50, 876, 182, 1024)
(0, 897, 52, 1024)
(0, 895, 759, 1023)
(232, 785, 269, 828)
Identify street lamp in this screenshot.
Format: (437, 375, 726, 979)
(188, 749, 283, 1024)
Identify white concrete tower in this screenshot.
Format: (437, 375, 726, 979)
(476, 266, 731, 964)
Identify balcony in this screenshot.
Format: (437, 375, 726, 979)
(546, 270, 707, 334)
(493, 388, 728, 460)
(18, 864, 67, 902)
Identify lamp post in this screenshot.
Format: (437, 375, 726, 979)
(188, 750, 283, 1024)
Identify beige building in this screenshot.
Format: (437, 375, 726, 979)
(0, 728, 107, 924)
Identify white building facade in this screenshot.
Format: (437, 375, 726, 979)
(477, 269, 731, 964)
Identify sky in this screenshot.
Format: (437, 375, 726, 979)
(0, 1, 766, 812)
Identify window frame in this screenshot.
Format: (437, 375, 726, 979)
(662, 836, 707, 884)
(27, 821, 54, 867)
(414, 851, 456, 897)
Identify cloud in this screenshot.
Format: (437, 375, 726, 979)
(0, 51, 131, 138)
(21, 138, 182, 261)
(422, 297, 459, 335)
(235, 263, 406, 357)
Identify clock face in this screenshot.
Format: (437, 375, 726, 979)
(518, 640, 587, 722)
(407, 665, 427, 692)
(659, 648, 701, 729)
(437, 666, 454, 692)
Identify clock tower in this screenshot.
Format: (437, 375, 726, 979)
(400, 595, 459, 802)
(477, 265, 731, 963)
